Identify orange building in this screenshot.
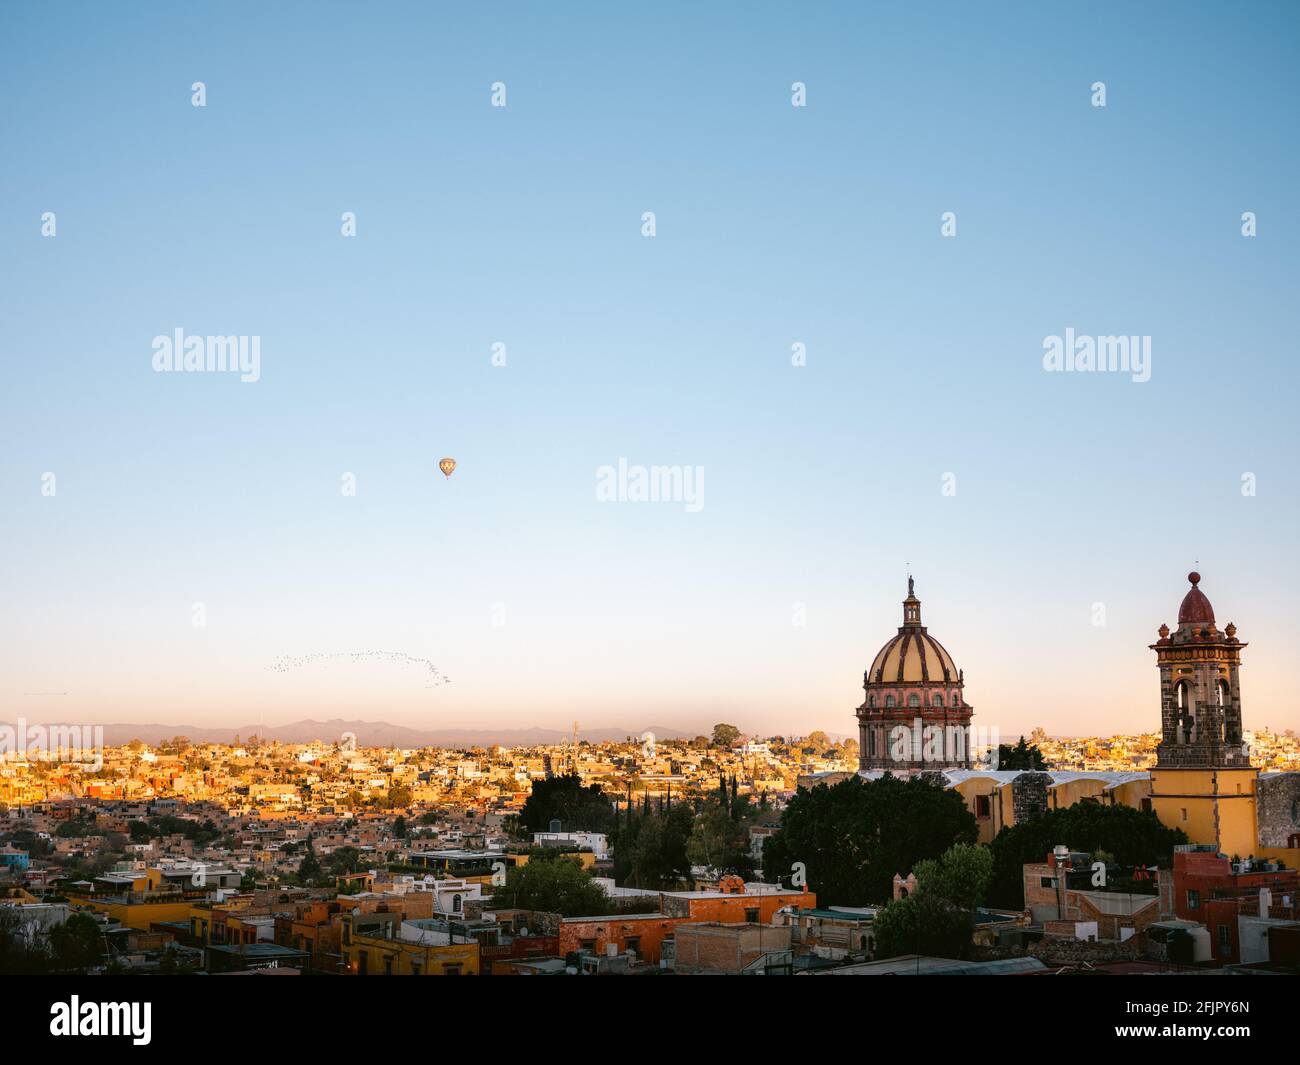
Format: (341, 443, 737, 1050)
(557, 880, 816, 965)
(658, 878, 815, 924)
(558, 912, 685, 965)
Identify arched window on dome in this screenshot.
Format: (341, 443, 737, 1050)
(885, 695, 896, 708)
(931, 694, 943, 707)
(951, 693, 960, 708)
(907, 694, 920, 708)
(868, 695, 876, 708)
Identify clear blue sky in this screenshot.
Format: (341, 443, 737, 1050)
(2, 1, 1297, 739)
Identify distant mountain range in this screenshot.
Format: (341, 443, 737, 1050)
(90, 719, 698, 749)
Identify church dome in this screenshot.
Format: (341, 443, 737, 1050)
(857, 577, 973, 772)
(868, 629, 959, 684)
(1177, 571, 1215, 626)
(865, 578, 960, 685)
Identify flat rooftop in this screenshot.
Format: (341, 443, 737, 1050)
(207, 943, 308, 958)
(809, 954, 1049, 976)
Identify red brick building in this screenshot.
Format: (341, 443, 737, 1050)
(1171, 847, 1298, 965)
(673, 923, 794, 974)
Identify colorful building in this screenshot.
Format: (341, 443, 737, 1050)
(341, 914, 481, 976)
(558, 911, 684, 965)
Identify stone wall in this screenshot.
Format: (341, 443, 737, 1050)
(1256, 772, 1300, 847)
(1011, 772, 1051, 824)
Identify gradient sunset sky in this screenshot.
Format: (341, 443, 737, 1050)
(2, 2, 1297, 740)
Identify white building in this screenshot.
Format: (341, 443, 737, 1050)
(531, 831, 607, 859)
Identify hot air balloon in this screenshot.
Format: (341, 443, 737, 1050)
(438, 458, 457, 479)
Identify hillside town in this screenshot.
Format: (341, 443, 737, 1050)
(4, 723, 1300, 976)
(1035, 728, 1300, 773)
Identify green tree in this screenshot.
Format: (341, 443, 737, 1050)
(711, 723, 741, 748)
(518, 773, 615, 835)
(489, 854, 609, 917)
(393, 816, 408, 839)
(996, 737, 1047, 770)
(760, 774, 978, 906)
(686, 801, 756, 877)
(986, 799, 1187, 909)
(48, 913, 104, 973)
(0, 907, 50, 973)
(873, 842, 994, 960)
(325, 846, 363, 877)
(297, 835, 323, 884)
(611, 804, 694, 889)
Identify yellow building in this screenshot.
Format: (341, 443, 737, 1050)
(342, 916, 479, 976)
(941, 770, 1154, 844)
(1149, 766, 1260, 858)
(70, 895, 191, 931)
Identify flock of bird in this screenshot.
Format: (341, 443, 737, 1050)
(265, 651, 451, 688)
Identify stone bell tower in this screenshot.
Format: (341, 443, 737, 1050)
(1149, 571, 1259, 856)
(1151, 572, 1249, 769)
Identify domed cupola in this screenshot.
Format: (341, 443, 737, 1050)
(866, 576, 961, 686)
(1177, 571, 1215, 628)
(855, 577, 973, 772)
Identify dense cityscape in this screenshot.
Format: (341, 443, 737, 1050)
(4, 2, 1295, 1046)
(4, 703, 1299, 976)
